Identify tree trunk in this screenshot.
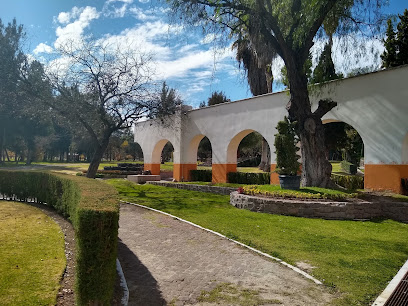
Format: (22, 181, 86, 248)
(86, 134, 111, 178)
(258, 138, 270, 172)
(286, 66, 334, 188)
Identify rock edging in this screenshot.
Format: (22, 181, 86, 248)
(230, 192, 408, 222)
(146, 181, 236, 195)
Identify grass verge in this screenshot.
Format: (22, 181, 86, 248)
(0, 201, 66, 305)
(108, 179, 408, 306)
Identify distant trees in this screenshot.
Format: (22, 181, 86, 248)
(381, 9, 408, 68)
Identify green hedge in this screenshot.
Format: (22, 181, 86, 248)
(331, 173, 364, 190)
(340, 160, 358, 175)
(190, 169, 212, 182)
(228, 172, 271, 185)
(0, 171, 119, 305)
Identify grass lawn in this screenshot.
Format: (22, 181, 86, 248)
(108, 179, 408, 306)
(0, 201, 66, 305)
(181, 182, 245, 188)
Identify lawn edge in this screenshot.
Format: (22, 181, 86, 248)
(119, 200, 323, 285)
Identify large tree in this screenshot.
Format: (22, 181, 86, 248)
(382, 9, 408, 68)
(42, 40, 158, 178)
(170, 0, 386, 187)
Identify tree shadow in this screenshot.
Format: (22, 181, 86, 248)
(117, 239, 166, 306)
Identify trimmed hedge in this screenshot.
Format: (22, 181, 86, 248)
(0, 171, 119, 306)
(331, 173, 364, 190)
(228, 172, 270, 185)
(340, 160, 358, 175)
(190, 169, 212, 182)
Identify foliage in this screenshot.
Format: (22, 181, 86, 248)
(148, 82, 183, 120)
(227, 172, 270, 185)
(311, 43, 343, 84)
(0, 171, 119, 305)
(0, 201, 66, 305)
(382, 9, 408, 68)
(206, 91, 231, 106)
(108, 180, 408, 305)
(190, 169, 212, 182)
(242, 184, 356, 200)
(331, 173, 364, 190)
(274, 117, 300, 176)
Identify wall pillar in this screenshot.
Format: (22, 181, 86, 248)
(144, 163, 161, 175)
(270, 163, 279, 184)
(212, 164, 237, 183)
(365, 164, 408, 194)
(173, 163, 197, 182)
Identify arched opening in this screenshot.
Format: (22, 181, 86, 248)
(322, 119, 364, 177)
(147, 139, 174, 176)
(216, 130, 270, 184)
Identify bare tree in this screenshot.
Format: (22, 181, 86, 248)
(46, 40, 156, 178)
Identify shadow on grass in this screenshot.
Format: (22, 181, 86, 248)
(118, 239, 166, 306)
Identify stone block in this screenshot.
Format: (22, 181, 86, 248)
(127, 175, 161, 184)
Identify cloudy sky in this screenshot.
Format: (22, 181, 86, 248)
(1, 0, 407, 108)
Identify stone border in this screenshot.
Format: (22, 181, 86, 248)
(116, 259, 129, 306)
(120, 200, 323, 285)
(146, 181, 236, 195)
(230, 192, 408, 222)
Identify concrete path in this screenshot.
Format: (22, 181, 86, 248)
(118, 203, 335, 306)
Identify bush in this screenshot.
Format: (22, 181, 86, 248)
(331, 173, 364, 190)
(237, 156, 261, 167)
(190, 169, 212, 182)
(0, 171, 119, 305)
(228, 172, 270, 185)
(340, 160, 358, 175)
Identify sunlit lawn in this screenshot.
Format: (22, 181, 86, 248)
(0, 201, 66, 305)
(108, 179, 408, 306)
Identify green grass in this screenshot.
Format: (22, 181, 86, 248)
(108, 179, 408, 306)
(0, 201, 66, 305)
(244, 184, 357, 200)
(181, 181, 245, 188)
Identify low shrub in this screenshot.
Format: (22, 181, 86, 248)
(237, 156, 261, 167)
(331, 173, 364, 190)
(228, 172, 270, 185)
(340, 160, 358, 175)
(242, 184, 357, 200)
(0, 171, 119, 305)
(190, 169, 212, 182)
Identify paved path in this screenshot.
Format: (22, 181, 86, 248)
(118, 203, 335, 306)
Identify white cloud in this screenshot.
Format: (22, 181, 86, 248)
(33, 43, 53, 54)
(54, 6, 100, 48)
(200, 33, 216, 44)
(103, 0, 134, 18)
(129, 7, 158, 21)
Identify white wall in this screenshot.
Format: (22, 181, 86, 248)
(135, 65, 408, 166)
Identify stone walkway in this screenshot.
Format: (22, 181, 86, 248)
(118, 203, 335, 306)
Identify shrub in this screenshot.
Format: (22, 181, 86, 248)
(340, 160, 358, 175)
(190, 169, 212, 182)
(228, 172, 270, 185)
(331, 173, 364, 190)
(0, 171, 119, 305)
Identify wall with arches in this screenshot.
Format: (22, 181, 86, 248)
(134, 65, 408, 193)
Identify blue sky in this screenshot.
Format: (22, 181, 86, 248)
(1, 0, 407, 108)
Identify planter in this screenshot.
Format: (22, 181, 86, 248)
(279, 175, 301, 190)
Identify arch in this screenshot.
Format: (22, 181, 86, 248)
(402, 133, 408, 164)
(226, 129, 256, 164)
(151, 139, 171, 164)
(187, 134, 207, 164)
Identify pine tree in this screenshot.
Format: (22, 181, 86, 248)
(381, 19, 398, 68)
(311, 42, 340, 84)
(396, 9, 408, 66)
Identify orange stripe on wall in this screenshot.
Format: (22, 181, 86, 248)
(270, 164, 279, 184)
(212, 164, 237, 183)
(144, 163, 161, 175)
(173, 164, 197, 182)
(365, 164, 408, 194)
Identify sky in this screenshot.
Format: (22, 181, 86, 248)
(1, 0, 407, 108)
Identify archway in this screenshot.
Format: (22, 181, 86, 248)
(322, 119, 365, 176)
(215, 129, 270, 183)
(145, 139, 174, 176)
